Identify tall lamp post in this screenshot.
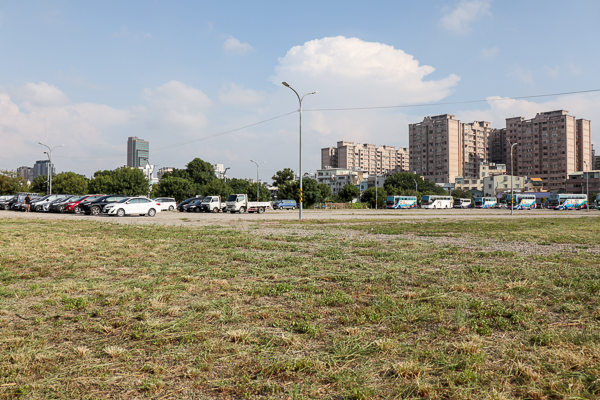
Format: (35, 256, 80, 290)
(412, 178, 418, 192)
(282, 82, 318, 220)
(223, 167, 230, 183)
(583, 161, 589, 211)
(375, 174, 379, 210)
(507, 139, 518, 215)
(38, 142, 64, 195)
(250, 160, 265, 201)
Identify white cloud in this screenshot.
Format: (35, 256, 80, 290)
(480, 46, 499, 58)
(441, 0, 492, 34)
(544, 65, 560, 79)
(9, 82, 71, 108)
(271, 36, 460, 107)
(223, 36, 253, 55)
(141, 81, 212, 132)
(218, 83, 266, 106)
(509, 66, 534, 85)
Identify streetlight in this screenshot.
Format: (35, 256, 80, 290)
(412, 178, 418, 192)
(584, 161, 589, 211)
(38, 142, 64, 195)
(282, 82, 318, 220)
(223, 167, 230, 183)
(250, 160, 265, 201)
(507, 139, 518, 215)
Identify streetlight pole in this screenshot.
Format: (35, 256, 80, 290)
(507, 139, 518, 215)
(250, 160, 265, 201)
(282, 82, 318, 220)
(223, 167, 230, 183)
(584, 161, 589, 211)
(375, 174, 378, 210)
(38, 142, 64, 195)
(412, 178, 418, 192)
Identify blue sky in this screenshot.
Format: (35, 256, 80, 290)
(1, 0, 599, 180)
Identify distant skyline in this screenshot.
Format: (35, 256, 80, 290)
(1, 1, 600, 180)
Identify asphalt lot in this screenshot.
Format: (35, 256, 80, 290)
(0, 207, 597, 227)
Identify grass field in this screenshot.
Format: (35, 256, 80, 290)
(0, 217, 599, 399)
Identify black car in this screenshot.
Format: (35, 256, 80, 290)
(177, 197, 202, 212)
(80, 195, 128, 216)
(0, 195, 16, 210)
(49, 195, 83, 213)
(8, 193, 41, 211)
(184, 199, 205, 213)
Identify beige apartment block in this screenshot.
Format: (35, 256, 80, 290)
(505, 110, 591, 191)
(321, 141, 410, 175)
(408, 115, 492, 184)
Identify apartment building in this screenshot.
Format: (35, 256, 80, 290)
(17, 166, 34, 182)
(316, 167, 363, 196)
(455, 163, 506, 193)
(408, 115, 491, 183)
(489, 128, 506, 164)
(504, 110, 591, 190)
(321, 141, 410, 175)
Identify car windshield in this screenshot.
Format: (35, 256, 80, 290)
(201, 198, 211, 203)
(117, 198, 132, 203)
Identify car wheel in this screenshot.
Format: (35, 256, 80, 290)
(59, 206, 65, 213)
(258, 207, 264, 214)
(74, 206, 81, 214)
(168, 205, 174, 211)
(212, 207, 218, 213)
(194, 207, 200, 213)
(292, 206, 295, 210)
(148, 208, 156, 217)
(116, 208, 125, 217)
(91, 206, 101, 216)
(239, 207, 246, 214)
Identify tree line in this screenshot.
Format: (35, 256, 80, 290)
(1, 159, 461, 206)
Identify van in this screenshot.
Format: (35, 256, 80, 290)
(273, 199, 297, 210)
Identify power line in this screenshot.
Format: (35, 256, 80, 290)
(56, 111, 297, 159)
(305, 88, 600, 112)
(55, 88, 600, 160)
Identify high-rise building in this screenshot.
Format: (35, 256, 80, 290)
(489, 128, 506, 164)
(17, 166, 34, 182)
(321, 141, 410, 175)
(127, 136, 149, 168)
(408, 115, 491, 183)
(504, 110, 591, 190)
(32, 160, 54, 179)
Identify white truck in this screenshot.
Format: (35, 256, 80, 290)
(225, 194, 272, 214)
(200, 196, 227, 213)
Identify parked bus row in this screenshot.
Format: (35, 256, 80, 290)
(386, 194, 595, 210)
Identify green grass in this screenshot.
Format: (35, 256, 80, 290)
(0, 217, 599, 399)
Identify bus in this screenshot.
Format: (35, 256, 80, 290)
(420, 195, 453, 209)
(386, 195, 417, 209)
(453, 198, 472, 208)
(506, 194, 536, 210)
(474, 197, 497, 208)
(548, 194, 587, 210)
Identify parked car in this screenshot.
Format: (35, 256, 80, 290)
(80, 195, 128, 215)
(0, 195, 14, 210)
(11, 193, 42, 211)
(49, 195, 84, 213)
(153, 197, 176, 211)
(65, 194, 104, 214)
(184, 198, 205, 212)
(103, 197, 161, 217)
(38, 195, 72, 212)
(273, 199, 297, 210)
(177, 197, 202, 212)
(31, 194, 68, 212)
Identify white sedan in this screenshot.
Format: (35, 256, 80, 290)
(103, 197, 161, 217)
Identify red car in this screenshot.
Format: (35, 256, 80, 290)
(64, 194, 104, 213)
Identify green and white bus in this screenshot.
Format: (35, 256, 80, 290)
(420, 195, 453, 209)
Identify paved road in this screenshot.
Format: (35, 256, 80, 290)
(0, 208, 596, 227)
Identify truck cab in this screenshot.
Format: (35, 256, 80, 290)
(200, 196, 226, 213)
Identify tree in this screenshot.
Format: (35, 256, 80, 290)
(52, 172, 88, 194)
(271, 168, 295, 187)
(111, 167, 150, 196)
(247, 182, 271, 202)
(228, 178, 250, 195)
(0, 170, 29, 195)
(152, 176, 197, 202)
(198, 179, 233, 200)
(30, 175, 48, 194)
(338, 183, 361, 202)
(186, 158, 215, 186)
(317, 183, 331, 202)
(361, 186, 387, 208)
(278, 178, 322, 207)
(88, 173, 114, 194)
(384, 173, 446, 195)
